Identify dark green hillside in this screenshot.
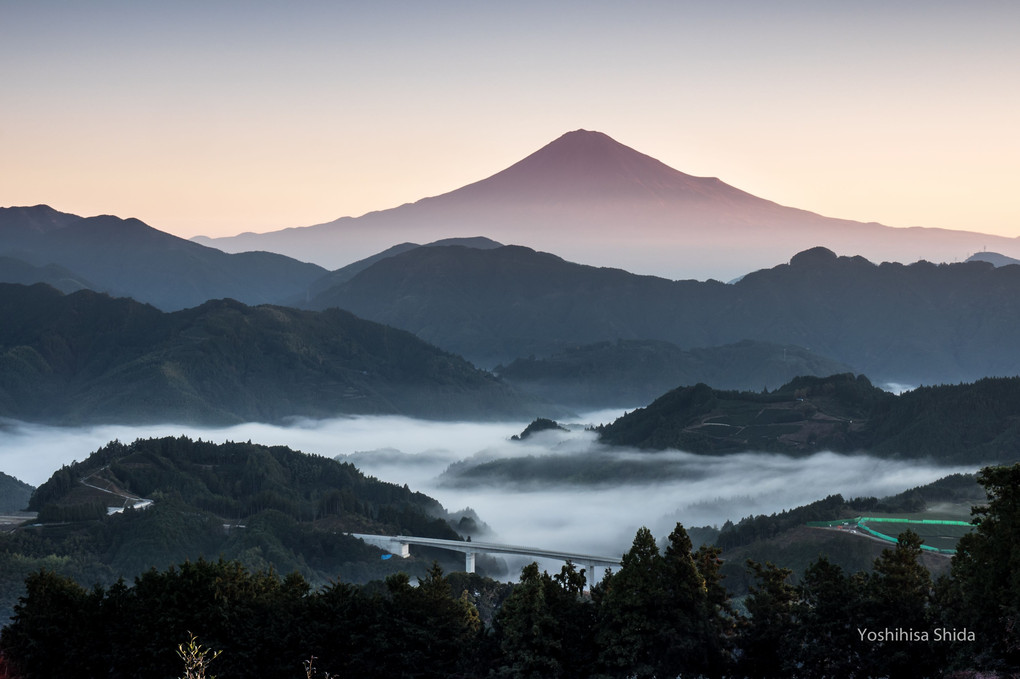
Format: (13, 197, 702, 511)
(28, 437, 457, 540)
(598, 374, 886, 455)
(298, 236, 503, 304)
(0, 472, 33, 513)
(0, 283, 531, 424)
(715, 474, 982, 555)
(712, 474, 984, 595)
(307, 243, 1020, 385)
(511, 417, 568, 440)
(3, 468, 1014, 678)
(0, 437, 470, 622)
(598, 374, 1020, 463)
(306, 244, 731, 366)
(867, 378, 1020, 461)
(497, 339, 854, 408)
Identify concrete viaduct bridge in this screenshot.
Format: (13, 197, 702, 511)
(352, 533, 622, 575)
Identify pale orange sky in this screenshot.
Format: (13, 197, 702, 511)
(2, 1, 1018, 241)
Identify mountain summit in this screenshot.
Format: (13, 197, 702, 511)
(443, 129, 757, 206)
(194, 131, 1020, 280)
(0, 205, 327, 310)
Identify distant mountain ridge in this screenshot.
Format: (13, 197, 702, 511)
(496, 339, 855, 408)
(303, 243, 1020, 386)
(0, 283, 531, 424)
(298, 236, 503, 303)
(0, 255, 95, 293)
(194, 130, 1020, 280)
(0, 205, 328, 311)
(967, 251, 1020, 267)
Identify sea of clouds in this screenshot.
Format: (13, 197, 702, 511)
(0, 411, 979, 564)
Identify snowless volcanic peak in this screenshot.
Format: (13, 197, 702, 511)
(446, 129, 759, 207)
(194, 129, 1020, 280)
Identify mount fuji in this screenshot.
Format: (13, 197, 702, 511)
(194, 130, 1020, 280)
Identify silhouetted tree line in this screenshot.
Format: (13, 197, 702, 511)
(2, 463, 1018, 678)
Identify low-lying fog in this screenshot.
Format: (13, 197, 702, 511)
(0, 411, 980, 565)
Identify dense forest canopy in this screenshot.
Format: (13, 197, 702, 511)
(598, 373, 1020, 464)
(0, 283, 531, 424)
(0, 437, 474, 626)
(3, 460, 1018, 677)
(306, 244, 1020, 385)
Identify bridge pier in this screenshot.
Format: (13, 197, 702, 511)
(399, 542, 410, 558)
(465, 552, 476, 574)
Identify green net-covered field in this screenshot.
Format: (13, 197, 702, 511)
(807, 517, 974, 553)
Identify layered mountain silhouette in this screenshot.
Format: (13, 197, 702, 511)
(967, 251, 1020, 267)
(0, 205, 328, 310)
(0, 283, 531, 424)
(298, 236, 502, 303)
(304, 244, 1020, 386)
(496, 339, 854, 409)
(0, 255, 96, 294)
(195, 130, 1020, 280)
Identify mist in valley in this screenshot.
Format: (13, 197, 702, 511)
(0, 411, 981, 568)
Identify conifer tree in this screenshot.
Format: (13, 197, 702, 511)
(493, 563, 566, 679)
(945, 463, 1020, 671)
(737, 560, 798, 679)
(595, 527, 666, 678)
(859, 530, 938, 678)
(794, 557, 864, 677)
(660, 524, 719, 677)
(693, 543, 736, 676)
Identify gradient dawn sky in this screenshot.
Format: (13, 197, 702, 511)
(3, 1, 1018, 241)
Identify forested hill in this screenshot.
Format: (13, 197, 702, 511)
(0, 472, 33, 513)
(0, 283, 532, 424)
(15, 436, 464, 585)
(306, 244, 1020, 385)
(598, 373, 1020, 463)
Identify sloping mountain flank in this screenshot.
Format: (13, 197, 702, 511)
(0, 283, 531, 424)
(17, 436, 468, 588)
(967, 251, 1020, 267)
(496, 339, 854, 409)
(194, 130, 1020, 280)
(306, 243, 728, 366)
(306, 244, 1020, 386)
(0, 255, 96, 294)
(597, 373, 1020, 464)
(0, 205, 327, 311)
(296, 236, 503, 304)
(0, 472, 34, 513)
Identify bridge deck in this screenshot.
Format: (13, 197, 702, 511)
(352, 533, 622, 571)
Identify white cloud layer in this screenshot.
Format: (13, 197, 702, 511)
(0, 414, 979, 566)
